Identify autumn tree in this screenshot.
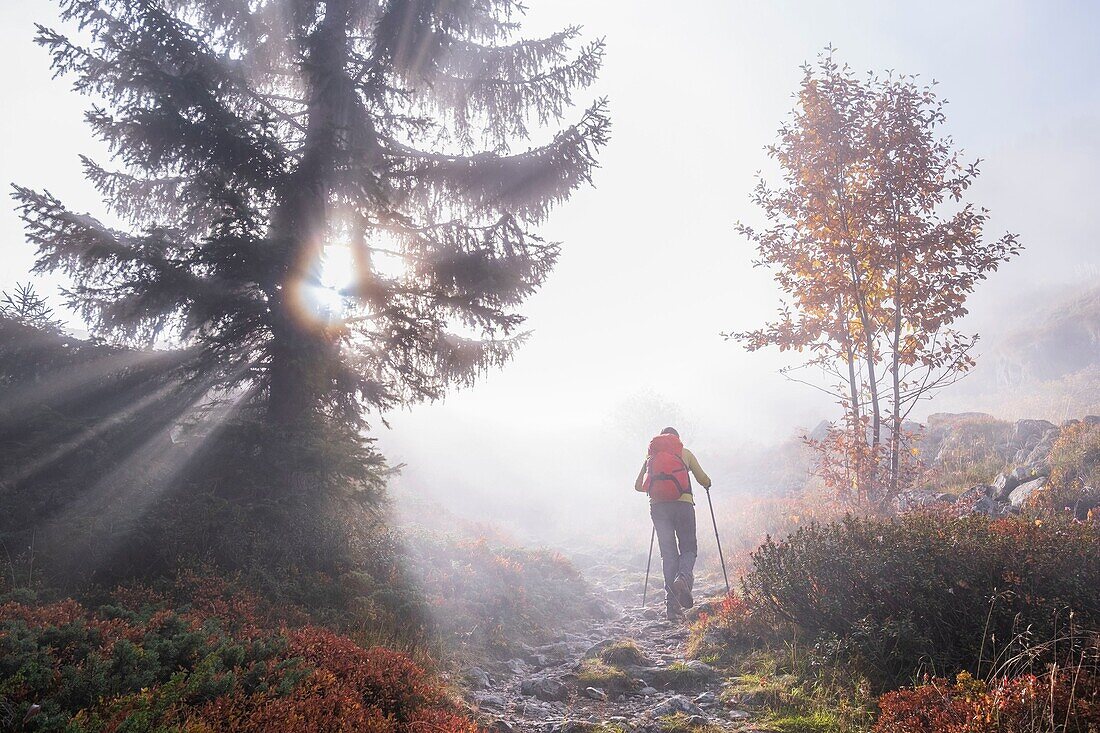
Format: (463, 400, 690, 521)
(14, 0, 608, 491)
(732, 52, 1020, 509)
(866, 74, 1020, 501)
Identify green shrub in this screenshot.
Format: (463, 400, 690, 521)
(742, 514, 1100, 689)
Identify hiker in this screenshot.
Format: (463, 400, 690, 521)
(635, 427, 711, 620)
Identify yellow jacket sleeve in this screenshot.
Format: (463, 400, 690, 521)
(682, 448, 712, 489)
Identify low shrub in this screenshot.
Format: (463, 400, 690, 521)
(742, 514, 1100, 689)
(1041, 421, 1100, 519)
(405, 530, 600, 659)
(0, 572, 477, 732)
(598, 639, 651, 667)
(688, 595, 775, 664)
(874, 670, 1100, 732)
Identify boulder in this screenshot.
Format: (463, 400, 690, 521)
(475, 693, 508, 709)
(1009, 477, 1047, 507)
(531, 642, 572, 665)
(1010, 463, 1049, 485)
(959, 485, 993, 502)
(648, 695, 705, 718)
(465, 667, 492, 690)
(972, 495, 1005, 517)
(521, 677, 569, 702)
(991, 473, 1020, 500)
(583, 640, 615, 660)
(1014, 419, 1056, 446)
(1085, 415, 1100, 425)
(490, 721, 515, 733)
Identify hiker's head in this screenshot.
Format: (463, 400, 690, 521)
(660, 427, 680, 438)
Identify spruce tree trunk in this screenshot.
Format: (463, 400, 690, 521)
(267, 0, 354, 429)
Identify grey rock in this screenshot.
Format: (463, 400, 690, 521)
(959, 485, 993, 502)
(490, 721, 515, 733)
(937, 492, 959, 504)
(521, 677, 569, 702)
(1014, 419, 1056, 445)
(991, 472, 1020, 500)
(638, 686, 659, 696)
(476, 693, 508, 709)
(583, 640, 615, 659)
(584, 687, 608, 701)
(649, 695, 705, 718)
(1009, 476, 1047, 507)
(727, 709, 753, 721)
(1084, 415, 1100, 425)
(686, 715, 708, 727)
(466, 666, 492, 690)
(683, 660, 715, 676)
(1010, 463, 1048, 485)
(694, 691, 717, 705)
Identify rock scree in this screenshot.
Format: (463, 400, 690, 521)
(459, 566, 765, 733)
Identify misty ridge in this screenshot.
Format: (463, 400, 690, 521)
(1, 1, 1100, 733)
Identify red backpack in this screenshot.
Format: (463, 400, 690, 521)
(643, 433, 691, 502)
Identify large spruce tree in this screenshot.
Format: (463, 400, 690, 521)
(15, 0, 607, 464)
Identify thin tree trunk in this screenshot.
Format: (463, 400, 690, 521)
(887, 205, 905, 509)
(840, 301, 864, 502)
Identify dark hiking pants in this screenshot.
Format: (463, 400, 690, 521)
(650, 500, 697, 610)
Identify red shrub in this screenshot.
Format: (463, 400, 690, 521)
(875, 671, 1100, 732)
(1, 572, 481, 733)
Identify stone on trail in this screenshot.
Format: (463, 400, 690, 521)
(693, 691, 716, 706)
(583, 640, 615, 659)
(638, 686, 659, 696)
(648, 694, 706, 718)
(521, 677, 570, 702)
(474, 692, 508, 709)
(490, 721, 515, 733)
(465, 666, 492, 689)
(584, 687, 608, 701)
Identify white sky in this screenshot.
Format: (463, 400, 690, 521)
(3, 1, 1099, 537)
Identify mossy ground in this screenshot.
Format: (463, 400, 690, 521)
(598, 638, 652, 667)
(575, 659, 632, 691)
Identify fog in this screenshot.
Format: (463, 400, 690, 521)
(3, 0, 1099, 547)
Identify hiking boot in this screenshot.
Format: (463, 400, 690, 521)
(673, 574, 694, 609)
(665, 595, 683, 622)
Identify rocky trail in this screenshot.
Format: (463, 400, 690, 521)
(461, 562, 766, 733)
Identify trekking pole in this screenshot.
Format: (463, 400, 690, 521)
(641, 525, 655, 607)
(704, 486, 731, 595)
